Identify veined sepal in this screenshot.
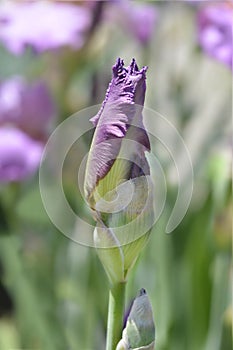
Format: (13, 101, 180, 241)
(94, 224, 124, 285)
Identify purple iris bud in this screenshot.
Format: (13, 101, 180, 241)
(0, 77, 56, 137)
(197, 3, 233, 70)
(0, 127, 43, 183)
(85, 59, 155, 286)
(0, 2, 91, 54)
(84, 58, 151, 203)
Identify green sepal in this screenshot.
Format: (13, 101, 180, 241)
(94, 224, 124, 285)
(122, 232, 150, 280)
(95, 175, 154, 279)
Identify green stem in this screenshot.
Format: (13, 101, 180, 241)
(106, 282, 126, 350)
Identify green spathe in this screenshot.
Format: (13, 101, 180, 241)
(94, 176, 154, 285)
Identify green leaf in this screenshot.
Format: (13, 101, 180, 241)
(16, 185, 49, 225)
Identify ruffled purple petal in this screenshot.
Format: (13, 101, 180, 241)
(85, 58, 150, 200)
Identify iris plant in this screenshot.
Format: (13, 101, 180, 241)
(84, 58, 155, 350)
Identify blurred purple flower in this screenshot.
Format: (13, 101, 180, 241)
(198, 3, 232, 69)
(0, 77, 23, 122)
(0, 127, 43, 183)
(106, 1, 158, 46)
(0, 77, 56, 137)
(19, 80, 56, 137)
(123, 2, 158, 45)
(0, 2, 91, 54)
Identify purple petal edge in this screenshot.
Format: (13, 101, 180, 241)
(90, 58, 147, 127)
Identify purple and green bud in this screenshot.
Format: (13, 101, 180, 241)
(84, 58, 155, 285)
(116, 289, 155, 350)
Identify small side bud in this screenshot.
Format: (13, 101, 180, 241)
(117, 289, 155, 349)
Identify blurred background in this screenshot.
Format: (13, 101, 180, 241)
(0, 1, 231, 349)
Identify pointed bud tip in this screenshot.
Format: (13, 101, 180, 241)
(139, 288, 147, 296)
(112, 57, 147, 79)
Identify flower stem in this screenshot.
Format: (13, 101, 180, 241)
(106, 281, 126, 350)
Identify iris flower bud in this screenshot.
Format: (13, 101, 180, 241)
(116, 289, 155, 350)
(84, 58, 154, 285)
